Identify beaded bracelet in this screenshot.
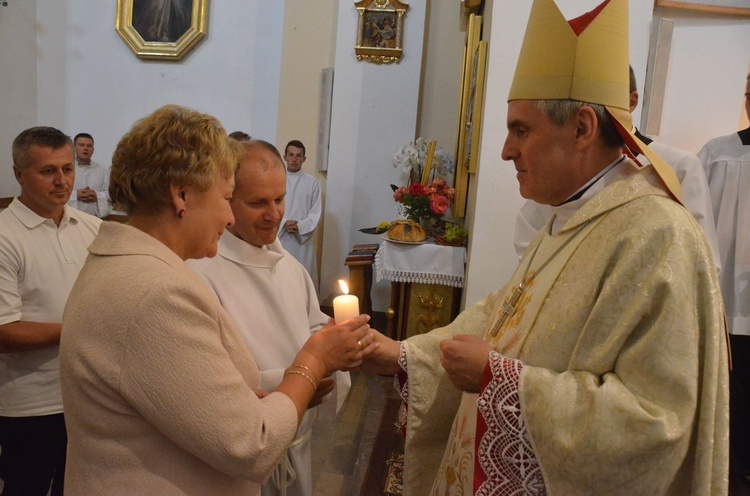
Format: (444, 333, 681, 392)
(284, 369, 318, 391)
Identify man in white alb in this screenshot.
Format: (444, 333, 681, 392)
(189, 140, 349, 496)
(278, 140, 322, 293)
(68, 133, 110, 218)
(698, 71, 750, 480)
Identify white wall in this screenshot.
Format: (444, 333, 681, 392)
(0, 1, 38, 196)
(319, 0, 427, 307)
(0, 0, 284, 199)
(418, 2, 464, 151)
(651, 8, 750, 151)
(275, 1, 339, 286)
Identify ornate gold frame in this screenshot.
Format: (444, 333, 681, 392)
(452, 14, 486, 218)
(354, 0, 409, 64)
(116, 0, 209, 61)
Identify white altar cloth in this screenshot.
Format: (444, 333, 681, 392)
(375, 241, 466, 288)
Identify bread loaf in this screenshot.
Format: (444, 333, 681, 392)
(386, 220, 427, 242)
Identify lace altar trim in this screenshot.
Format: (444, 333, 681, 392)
(375, 245, 465, 288)
(377, 269, 464, 287)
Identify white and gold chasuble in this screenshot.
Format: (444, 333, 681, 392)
(400, 166, 728, 496)
(431, 212, 604, 496)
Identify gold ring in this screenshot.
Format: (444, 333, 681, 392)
(357, 340, 363, 349)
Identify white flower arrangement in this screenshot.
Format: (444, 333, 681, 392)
(393, 137, 455, 185)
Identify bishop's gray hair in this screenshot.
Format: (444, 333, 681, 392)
(536, 99, 625, 149)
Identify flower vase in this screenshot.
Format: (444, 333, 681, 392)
(419, 217, 435, 238)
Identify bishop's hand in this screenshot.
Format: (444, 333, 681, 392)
(440, 334, 491, 393)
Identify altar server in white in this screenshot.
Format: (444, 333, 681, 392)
(189, 140, 349, 496)
(68, 133, 110, 218)
(698, 71, 750, 479)
(278, 140, 322, 293)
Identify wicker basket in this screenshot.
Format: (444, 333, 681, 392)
(434, 235, 465, 247)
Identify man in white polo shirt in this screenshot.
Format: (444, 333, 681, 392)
(0, 127, 100, 496)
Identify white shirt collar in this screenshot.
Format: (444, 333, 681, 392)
(549, 155, 627, 235)
(9, 197, 80, 229)
(218, 230, 285, 268)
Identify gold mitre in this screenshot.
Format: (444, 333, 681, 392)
(508, 0, 684, 204)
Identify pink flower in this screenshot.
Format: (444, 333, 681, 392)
(430, 195, 449, 216)
(407, 183, 430, 197)
(393, 187, 406, 202)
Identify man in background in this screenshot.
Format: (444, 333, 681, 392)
(68, 133, 110, 218)
(514, 67, 720, 273)
(698, 71, 750, 482)
(278, 140, 322, 293)
(0, 127, 100, 495)
(228, 131, 252, 142)
(189, 140, 348, 496)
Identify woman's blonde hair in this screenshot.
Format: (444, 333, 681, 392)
(110, 105, 242, 214)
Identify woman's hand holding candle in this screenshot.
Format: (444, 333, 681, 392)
(298, 314, 375, 378)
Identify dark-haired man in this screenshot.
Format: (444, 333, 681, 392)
(69, 133, 110, 217)
(228, 130, 252, 142)
(278, 140, 322, 292)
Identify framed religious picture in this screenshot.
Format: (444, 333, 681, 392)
(354, 0, 409, 64)
(655, 0, 750, 16)
(116, 0, 209, 60)
(451, 14, 484, 218)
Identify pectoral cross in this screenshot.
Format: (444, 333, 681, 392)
(490, 282, 526, 337)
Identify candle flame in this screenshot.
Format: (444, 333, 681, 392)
(338, 279, 350, 295)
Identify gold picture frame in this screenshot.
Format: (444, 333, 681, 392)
(354, 0, 409, 64)
(116, 0, 209, 61)
(655, 0, 750, 16)
(451, 14, 485, 218)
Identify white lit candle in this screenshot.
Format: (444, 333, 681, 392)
(333, 280, 360, 323)
(334, 280, 362, 367)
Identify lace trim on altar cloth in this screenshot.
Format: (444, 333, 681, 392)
(476, 352, 547, 496)
(376, 268, 465, 287)
(374, 242, 465, 288)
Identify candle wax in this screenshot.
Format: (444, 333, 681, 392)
(333, 294, 360, 323)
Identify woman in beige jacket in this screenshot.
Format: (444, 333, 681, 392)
(59, 105, 373, 495)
